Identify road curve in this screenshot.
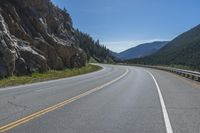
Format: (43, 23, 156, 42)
(0, 64, 200, 133)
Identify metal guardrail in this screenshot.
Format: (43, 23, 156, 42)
(123, 64, 200, 82)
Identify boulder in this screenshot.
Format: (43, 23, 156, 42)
(15, 57, 28, 76)
(16, 40, 48, 73)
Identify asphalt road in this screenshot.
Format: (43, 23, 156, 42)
(1, 64, 200, 133)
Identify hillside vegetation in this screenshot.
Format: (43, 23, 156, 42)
(75, 30, 116, 63)
(0, 64, 101, 88)
(128, 24, 200, 70)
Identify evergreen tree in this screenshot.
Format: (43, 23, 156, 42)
(74, 30, 116, 63)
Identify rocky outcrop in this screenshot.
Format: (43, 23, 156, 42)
(0, 0, 86, 77)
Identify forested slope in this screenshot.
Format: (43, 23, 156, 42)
(75, 30, 116, 63)
(128, 24, 200, 70)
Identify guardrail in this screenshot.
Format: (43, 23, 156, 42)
(123, 64, 200, 82)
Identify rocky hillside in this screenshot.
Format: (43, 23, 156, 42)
(0, 0, 86, 78)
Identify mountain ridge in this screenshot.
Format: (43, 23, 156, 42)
(114, 41, 168, 60)
(129, 24, 200, 70)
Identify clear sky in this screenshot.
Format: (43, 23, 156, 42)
(52, 0, 200, 52)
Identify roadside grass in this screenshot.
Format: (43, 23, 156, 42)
(0, 64, 101, 88)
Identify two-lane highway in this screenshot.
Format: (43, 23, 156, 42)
(0, 64, 200, 133)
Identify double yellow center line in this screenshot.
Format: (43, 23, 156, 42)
(0, 69, 128, 132)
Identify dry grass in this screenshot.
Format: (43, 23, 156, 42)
(0, 64, 101, 88)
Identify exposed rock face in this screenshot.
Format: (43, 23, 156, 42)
(0, 0, 86, 77)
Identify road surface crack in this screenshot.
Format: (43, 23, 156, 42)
(7, 100, 29, 110)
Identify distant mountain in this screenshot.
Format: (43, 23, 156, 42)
(129, 24, 200, 70)
(110, 51, 118, 58)
(115, 41, 168, 60)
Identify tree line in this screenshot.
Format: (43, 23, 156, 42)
(75, 30, 116, 63)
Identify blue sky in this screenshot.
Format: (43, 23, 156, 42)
(52, 0, 200, 52)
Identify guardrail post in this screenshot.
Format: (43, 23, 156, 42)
(197, 77, 200, 82)
(191, 75, 195, 80)
(182, 73, 185, 77)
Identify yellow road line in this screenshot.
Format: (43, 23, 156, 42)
(0, 69, 128, 132)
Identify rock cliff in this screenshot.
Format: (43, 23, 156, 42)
(0, 0, 86, 77)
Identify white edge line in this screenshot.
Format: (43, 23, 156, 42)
(144, 70, 173, 133)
